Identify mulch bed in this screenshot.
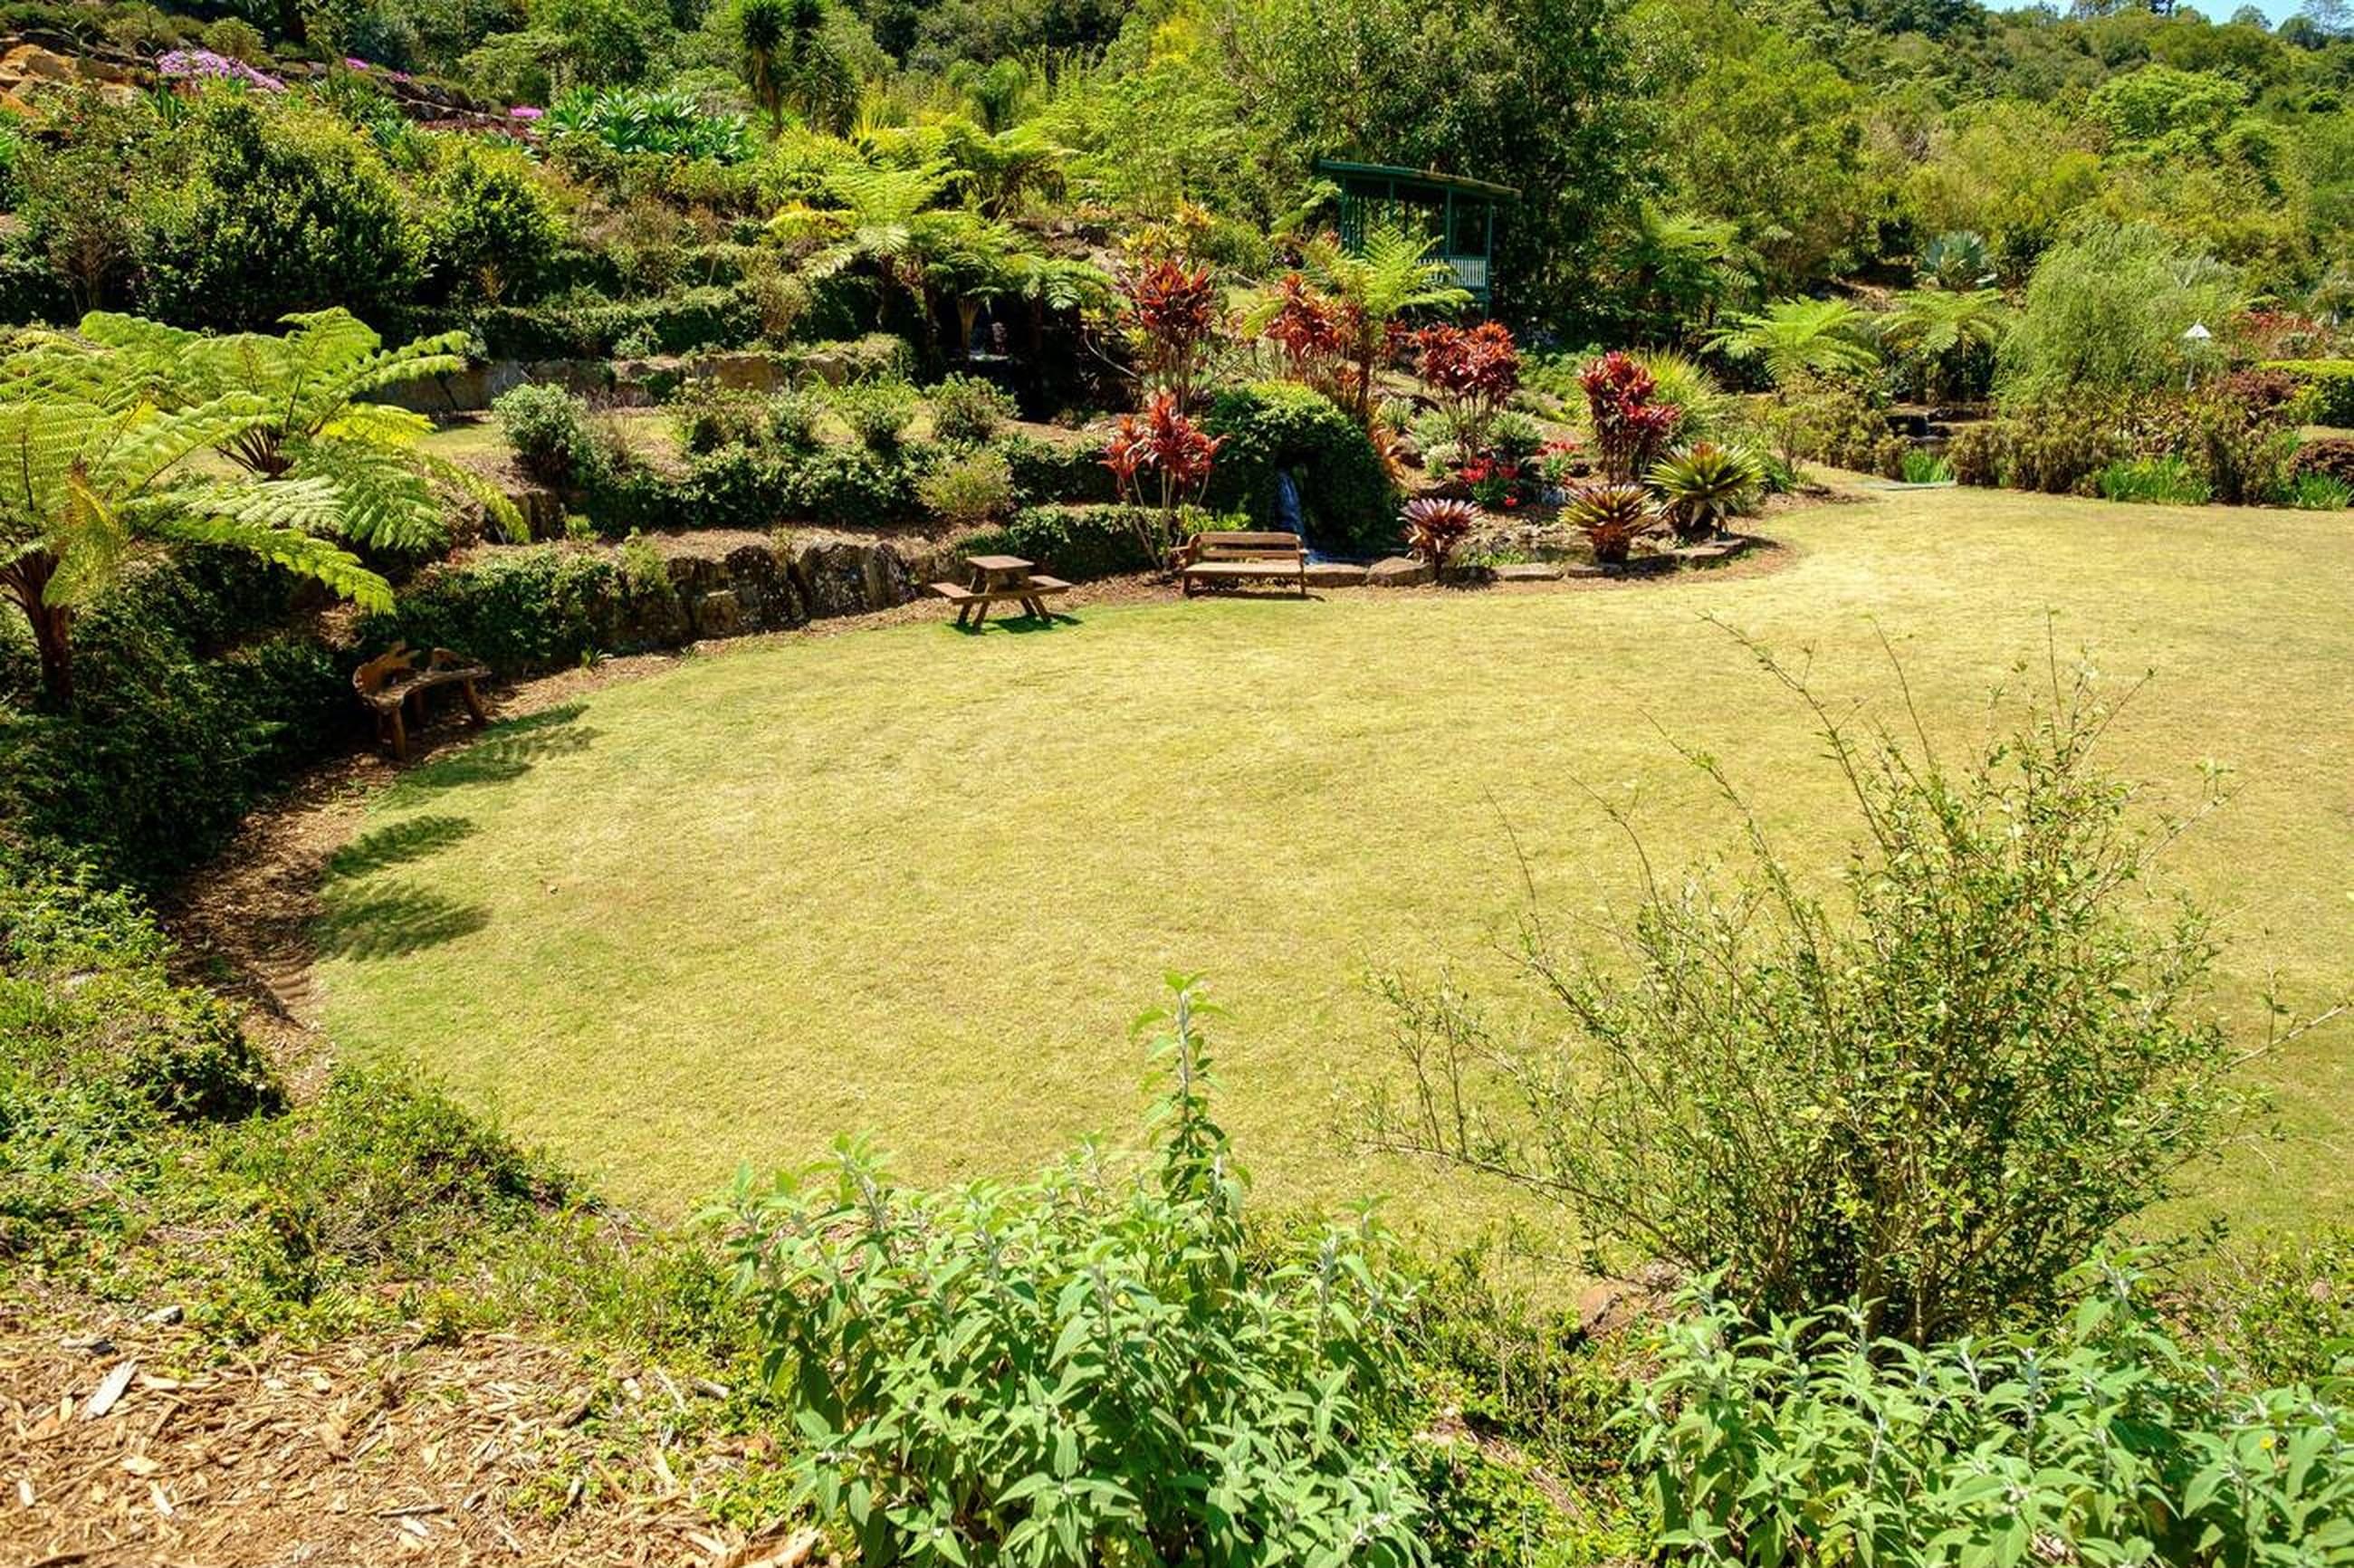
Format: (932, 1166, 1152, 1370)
(1, 1292, 818, 1567)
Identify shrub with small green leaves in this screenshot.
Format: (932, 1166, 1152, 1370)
(926, 373, 1019, 445)
(915, 447, 1015, 529)
(493, 383, 600, 488)
(1633, 1263, 2354, 1567)
(715, 978, 1426, 1568)
(830, 378, 919, 454)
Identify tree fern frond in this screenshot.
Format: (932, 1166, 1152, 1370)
(149, 507, 394, 612)
(91, 393, 272, 493)
(321, 402, 434, 452)
(283, 440, 441, 550)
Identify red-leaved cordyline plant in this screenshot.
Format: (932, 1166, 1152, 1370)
(1118, 258, 1225, 412)
(1104, 390, 1226, 569)
(1259, 272, 1351, 405)
(1413, 320, 1520, 460)
(1581, 350, 1683, 482)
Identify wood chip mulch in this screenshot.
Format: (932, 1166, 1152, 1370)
(2, 1296, 818, 1568)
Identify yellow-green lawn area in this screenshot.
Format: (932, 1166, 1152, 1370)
(313, 484, 2354, 1252)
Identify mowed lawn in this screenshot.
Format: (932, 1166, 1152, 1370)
(315, 486, 2354, 1248)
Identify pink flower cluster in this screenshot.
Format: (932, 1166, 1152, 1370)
(156, 48, 285, 92)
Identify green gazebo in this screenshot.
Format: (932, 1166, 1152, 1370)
(1313, 159, 1520, 305)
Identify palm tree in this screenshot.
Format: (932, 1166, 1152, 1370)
(77, 310, 521, 550)
(1299, 224, 1471, 419)
(1706, 298, 1881, 387)
(0, 334, 389, 706)
(1879, 288, 2009, 403)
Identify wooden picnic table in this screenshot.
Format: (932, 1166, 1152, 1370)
(927, 553, 1072, 627)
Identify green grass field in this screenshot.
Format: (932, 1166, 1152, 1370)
(314, 485, 2354, 1250)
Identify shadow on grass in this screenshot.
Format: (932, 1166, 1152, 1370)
(384, 704, 600, 803)
(946, 612, 1082, 636)
(315, 882, 489, 962)
(325, 815, 478, 878)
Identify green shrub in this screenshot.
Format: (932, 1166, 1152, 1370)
(2266, 359, 2354, 427)
(358, 547, 623, 673)
(2186, 1229, 2354, 1391)
(2096, 454, 2212, 505)
(0, 554, 351, 888)
(925, 372, 1018, 445)
(1635, 1266, 2354, 1566)
(996, 433, 1119, 505)
(2005, 400, 2130, 494)
(1899, 448, 1953, 483)
(776, 444, 923, 526)
(138, 93, 421, 330)
(469, 283, 765, 359)
(421, 142, 563, 307)
(1946, 420, 2007, 486)
(1364, 654, 2257, 1343)
(1201, 381, 1396, 554)
(494, 382, 600, 487)
(959, 504, 1241, 581)
(1765, 373, 1885, 471)
(915, 447, 1014, 529)
(829, 378, 918, 454)
(714, 979, 1426, 1568)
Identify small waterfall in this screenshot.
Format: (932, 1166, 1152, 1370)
(1273, 470, 1324, 562)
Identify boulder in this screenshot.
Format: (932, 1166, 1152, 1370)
(724, 543, 805, 630)
(1302, 561, 1370, 588)
(1494, 561, 1566, 582)
(691, 589, 747, 638)
(792, 539, 912, 617)
(1366, 555, 1434, 588)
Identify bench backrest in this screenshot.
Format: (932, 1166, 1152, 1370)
(1192, 531, 1305, 563)
(353, 643, 415, 696)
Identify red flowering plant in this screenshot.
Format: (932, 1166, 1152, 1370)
(1258, 272, 1351, 404)
(1580, 351, 1683, 481)
(1457, 455, 1525, 510)
(1117, 257, 1227, 412)
(1104, 391, 1226, 569)
(1413, 320, 1520, 461)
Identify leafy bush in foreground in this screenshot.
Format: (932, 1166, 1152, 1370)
(1365, 644, 2272, 1344)
(1635, 1265, 2354, 1566)
(715, 979, 1426, 1567)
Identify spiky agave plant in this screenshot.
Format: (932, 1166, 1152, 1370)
(1402, 495, 1479, 571)
(1649, 441, 1764, 542)
(1564, 482, 1656, 563)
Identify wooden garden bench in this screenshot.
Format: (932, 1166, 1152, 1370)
(1179, 531, 1307, 597)
(354, 642, 491, 761)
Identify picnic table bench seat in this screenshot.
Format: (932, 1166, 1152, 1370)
(928, 554, 1071, 626)
(354, 642, 491, 761)
(1180, 531, 1307, 597)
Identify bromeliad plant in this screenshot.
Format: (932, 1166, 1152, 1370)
(713, 977, 1427, 1568)
(1402, 496, 1479, 573)
(1103, 392, 1224, 569)
(1648, 441, 1763, 542)
(1562, 481, 1654, 562)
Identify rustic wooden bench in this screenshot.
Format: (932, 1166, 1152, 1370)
(354, 642, 491, 761)
(1179, 531, 1308, 597)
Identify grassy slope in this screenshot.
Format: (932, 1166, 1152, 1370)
(314, 486, 2354, 1249)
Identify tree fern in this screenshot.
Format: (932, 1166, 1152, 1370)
(1706, 298, 1881, 387)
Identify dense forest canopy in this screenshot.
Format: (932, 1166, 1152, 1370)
(1, 0, 2350, 347)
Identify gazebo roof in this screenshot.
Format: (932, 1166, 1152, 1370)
(1312, 159, 1520, 203)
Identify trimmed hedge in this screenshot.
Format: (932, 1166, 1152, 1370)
(2265, 360, 2354, 428)
(468, 284, 766, 360)
(958, 505, 1246, 582)
(2292, 435, 2354, 485)
(998, 434, 1118, 506)
(1200, 382, 1397, 555)
(355, 548, 625, 675)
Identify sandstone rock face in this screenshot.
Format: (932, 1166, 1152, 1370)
(1494, 561, 1565, 581)
(1366, 556, 1434, 587)
(1303, 561, 1370, 588)
(789, 538, 914, 617)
